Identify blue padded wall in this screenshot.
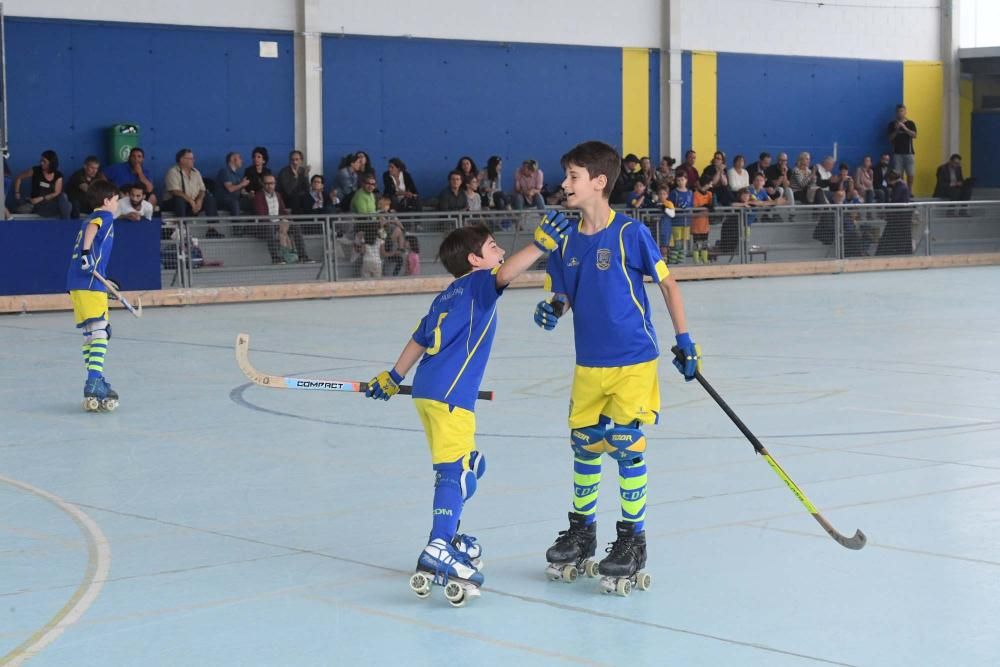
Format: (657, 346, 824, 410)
(648, 51, 661, 162)
(6, 18, 294, 191)
(716, 53, 902, 169)
(971, 112, 1000, 188)
(322, 35, 622, 195)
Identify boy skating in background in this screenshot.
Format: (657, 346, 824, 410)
(66, 180, 123, 412)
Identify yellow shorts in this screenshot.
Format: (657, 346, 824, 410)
(414, 398, 477, 465)
(70, 290, 109, 327)
(671, 226, 691, 243)
(569, 360, 660, 429)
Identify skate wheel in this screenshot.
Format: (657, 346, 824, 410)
(561, 564, 578, 583)
(100, 398, 118, 412)
(615, 578, 632, 597)
(583, 559, 600, 578)
(409, 573, 431, 599)
(83, 397, 100, 412)
(637, 572, 653, 591)
(443, 582, 466, 607)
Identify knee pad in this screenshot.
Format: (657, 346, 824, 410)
(605, 422, 647, 462)
(83, 319, 109, 342)
(434, 453, 484, 503)
(571, 416, 611, 458)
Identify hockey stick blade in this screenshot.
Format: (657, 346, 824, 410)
(92, 271, 142, 318)
(235, 333, 494, 401)
(671, 346, 866, 551)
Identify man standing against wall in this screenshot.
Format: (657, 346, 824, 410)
(888, 105, 917, 190)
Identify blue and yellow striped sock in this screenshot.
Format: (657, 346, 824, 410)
(618, 457, 647, 532)
(573, 454, 602, 525)
(87, 338, 108, 379)
(81, 341, 92, 369)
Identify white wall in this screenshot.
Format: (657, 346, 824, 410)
(2, 0, 298, 32)
(676, 0, 941, 62)
(960, 0, 1000, 48)
(1, 0, 664, 48)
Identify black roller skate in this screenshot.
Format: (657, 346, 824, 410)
(101, 377, 120, 412)
(545, 512, 598, 583)
(598, 521, 652, 597)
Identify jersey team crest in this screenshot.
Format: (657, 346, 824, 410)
(596, 248, 611, 270)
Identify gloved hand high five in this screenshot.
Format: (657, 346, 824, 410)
(533, 209, 572, 253)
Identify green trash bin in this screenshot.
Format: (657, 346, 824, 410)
(107, 123, 140, 164)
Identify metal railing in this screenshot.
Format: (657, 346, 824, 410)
(159, 201, 1000, 288)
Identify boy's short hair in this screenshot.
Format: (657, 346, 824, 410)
(699, 173, 713, 187)
(560, 141, 621, 197)
(439, 224, 492, 277)
(377, 195, 392, 207)
(87, 180, 120, 210)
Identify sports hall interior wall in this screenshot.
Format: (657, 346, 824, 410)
(320, 34, 636, 192)
(5, 18, 295, 185)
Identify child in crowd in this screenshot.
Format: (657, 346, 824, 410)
(627, 180, 649, 209)
(360, 223, 384, 278)
(66, 180, 122, 411)
(691, 175, 714, 264)
(667, 173, 694, 264)
(405, 235, 421, 276)
(365, 215, 571, 605)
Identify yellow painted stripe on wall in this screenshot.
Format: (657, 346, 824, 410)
(622, 48, 649, 159)
(691, 51, 717, 174)
(903, 61, 943, 196)
(960, 78, 973, 176)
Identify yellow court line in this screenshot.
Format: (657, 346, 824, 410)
(0, 475, 111, 666)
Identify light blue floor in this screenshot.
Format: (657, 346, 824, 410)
(2, 267, 1000, 667)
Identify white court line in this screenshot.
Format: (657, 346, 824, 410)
(843, 406, 997, 424)
(0, 476, 111, 666)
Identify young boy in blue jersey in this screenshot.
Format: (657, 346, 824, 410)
(66, 180, 122, 411)
(534, 140, 701, 594)
(667, 173, 695, 264)
(366, 216, 570, 601)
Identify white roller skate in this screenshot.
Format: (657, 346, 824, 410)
(598, 521, 652, 597)
(408, 538, 483, 607)
(452, 532, 483, 569)
(545, 512, 599, 583)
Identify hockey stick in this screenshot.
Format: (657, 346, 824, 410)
(672, 347, 866, 550)
(235, 333, 495, 401)
(92, 271, 142, 318)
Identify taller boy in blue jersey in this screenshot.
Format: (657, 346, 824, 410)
(535, 141, 702, 592)
(66, 180, 123, 412)
(366, 216, 570, 599)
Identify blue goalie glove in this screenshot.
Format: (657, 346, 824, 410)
(533, 209, 571, 252)
(672, 333, 701, 381)
(534, 297, 566, 330)
(366, 368, 403, 400)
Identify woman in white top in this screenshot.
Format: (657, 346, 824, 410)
(727, 154, 749, 192)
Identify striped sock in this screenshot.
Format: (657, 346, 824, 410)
(81, 341, 92, 369)
(87, 338, 108, 379)
(573, 455, 601, 524)
(618, 457, 647, 532)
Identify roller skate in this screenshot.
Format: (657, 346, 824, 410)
(598, 521, 652, 597)
(101, 377, 120, 412)
(545, 512, 599, 583)
(408, 538, 483, 607)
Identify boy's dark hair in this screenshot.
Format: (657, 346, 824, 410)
(699, 173, 713, 187)
(87, 179, 120, 210)
(438, 224, 492, 277)
(560, 141, 621, 197)
(252, 146, 270, 164)
(406, 234, 420, 254)
(84, 155, 100, 165)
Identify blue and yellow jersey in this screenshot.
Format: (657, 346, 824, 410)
(411, 267, 505, 412)
(546, 210, 669, 368)
(66, 210, 115, 292)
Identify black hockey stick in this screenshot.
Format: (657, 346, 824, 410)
(236, 333, 494, 401)
(672, 347, 866, 550)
